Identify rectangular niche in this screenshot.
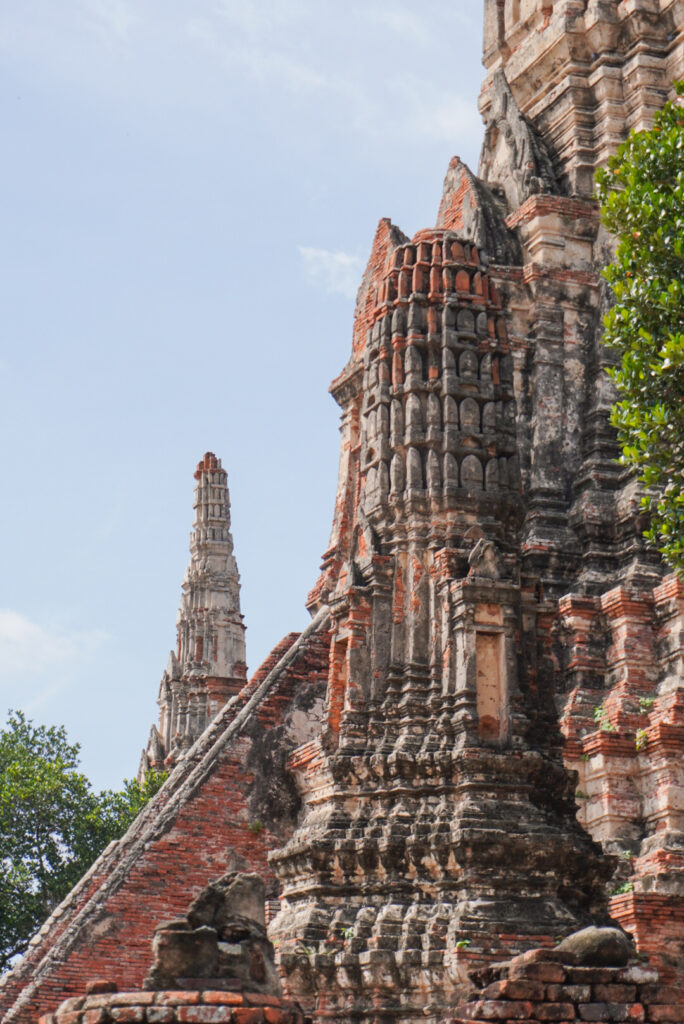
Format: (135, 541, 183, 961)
(475, 630, 508, 743)
(327, 637, 348, 734)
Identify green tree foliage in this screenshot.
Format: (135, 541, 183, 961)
(595, 83, 684, 571)
(0, 711, 166, 972)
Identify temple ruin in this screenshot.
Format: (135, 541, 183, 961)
(1, 3, 683, 1024)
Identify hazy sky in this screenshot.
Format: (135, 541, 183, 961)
(1, 1, 485, 791)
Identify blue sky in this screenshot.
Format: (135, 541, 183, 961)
(0, 1, 485, 791)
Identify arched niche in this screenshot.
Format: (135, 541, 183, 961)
(461, 454, 483, 491)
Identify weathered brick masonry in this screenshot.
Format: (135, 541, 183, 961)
(0, 612, 330, 1024)
(2, 3, 684, 1024)
(446, 946, 678, 1024)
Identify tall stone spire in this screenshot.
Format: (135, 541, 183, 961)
(141, 453, 247, 773)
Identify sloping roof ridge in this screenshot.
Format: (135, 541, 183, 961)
(0, 605, 331, 1022)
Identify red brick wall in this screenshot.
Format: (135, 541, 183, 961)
(447, 947, 683, 1024)
(0, 629, 331, 1024)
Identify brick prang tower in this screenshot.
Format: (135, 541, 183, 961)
(2, 6, 683, 1024)
(268, 216, 611, 1024)
(268, 0, 684, 1018)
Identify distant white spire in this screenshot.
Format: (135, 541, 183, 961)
(141, 453, 247, 775)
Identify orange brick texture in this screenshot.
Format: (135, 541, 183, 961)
(0, 628, 330, 1024)
(446, 948, 684, 1024)
(40, 992, 303, 1024)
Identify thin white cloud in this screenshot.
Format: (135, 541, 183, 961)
(81, 0, 139, 40)
(227, 45, 326, 93)
(414, 94, 483, 145)
(0, 610, 108, 680)
(213, 0, 306, 35)
(368, 9, 431, 43)
(299, 246, 366, 300)
(0, 2, 482, 154)
(390, 76, 484, 145)
(187, 9, 327, 94)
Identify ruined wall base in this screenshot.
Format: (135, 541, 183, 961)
(446, 947, 683, 1024)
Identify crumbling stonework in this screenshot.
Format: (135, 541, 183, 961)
(38, 876, 303, 1024)
(2, 4, 684, 1024)
(144, 873, 281, 996)
(268, 228, 615, 1021)
(0, 607, 330, 1024)
(446, 939, 676, 1024)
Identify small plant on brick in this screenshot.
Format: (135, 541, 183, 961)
(611, 881, 635, 895)
(635, 727, 648, 751)
(340, 926, 355, 941)
(638, 696, 655, 713)
(455, 939, 471, 950)
(593, 702, 617, 732)
(248, 819, 264, 835)
(575, 789, 590, 800)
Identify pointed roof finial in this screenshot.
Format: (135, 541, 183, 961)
(194, 452, 220, 480)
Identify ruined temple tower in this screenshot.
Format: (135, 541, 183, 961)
(268, 2, 684, 1017)
(3, 6, 684, 1024)
(140, 453, 247, 772)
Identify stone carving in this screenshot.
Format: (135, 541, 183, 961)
(468, 538, 502, 579)
(144, 873, 281, 996)
(478, 70, 561, 211)
(436, 155, 522, 265)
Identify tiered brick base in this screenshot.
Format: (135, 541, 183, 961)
(39, 991, 304, 1024)
(446, 950, 683, 1024)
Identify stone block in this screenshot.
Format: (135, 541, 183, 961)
(82, 1011, 108, 1024)
(110, 1010, 146, 1024)
(592, 984, 637, 1002)
(577, 1004, 644, 1022)
(648, 1008, 684, 1023)
(567, 968, 617, 985)
(147, 1009, 177, 1024)
(638, 986, 681, 1005)
(177, 1008, 235, 1024)
(531, 1004, 575, 1021)
(509, 963, 566, 983)
(546, 985, 592, 1002)
(155, 995, 201, 1007)
(459, 1001, 534, 1020)
(617, 966, 659, 985)
(85, 983, 118, 996)
(56, 1014, 83, 1024)
(482, 980, 545, 1000)
(230, 1010, 264, 1024)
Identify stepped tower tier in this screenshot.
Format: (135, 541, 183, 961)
(269, 225, 614, 1023)
(140, 453, 247, 773)
(481, 0, 684, 198)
